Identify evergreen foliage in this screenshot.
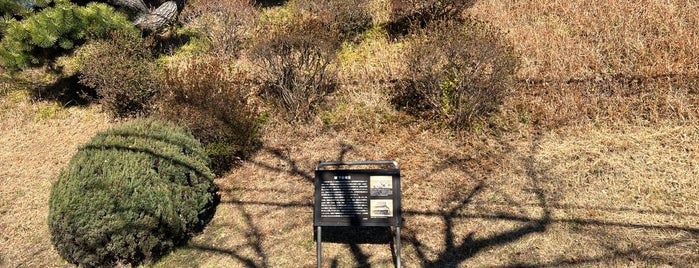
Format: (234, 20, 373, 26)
(48, 119, 218, 267)
(1, 0, 48, 18)
(0, 1, 134, 72)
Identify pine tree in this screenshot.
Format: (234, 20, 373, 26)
(0, 0, 51, 18)
(0, 1, 135, 72)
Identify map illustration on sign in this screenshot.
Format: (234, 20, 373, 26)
(370, 199, 393, 217)
(370, 176, 393, 196)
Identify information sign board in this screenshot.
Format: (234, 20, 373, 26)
(314, 161, 402, 268)
(314, 169, 401, 227)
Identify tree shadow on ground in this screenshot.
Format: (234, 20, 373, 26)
(201, 142, 394, 267)
(318, 226, 396, 268)
(246, 142, 357, 184)
(187, 138, 699, 267)
(403, 136, 552, 267)
(186, 203, 269, 268)
(28, 74, 97, 107)
(400, 135, 699, 267)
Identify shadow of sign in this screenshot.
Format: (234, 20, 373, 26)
(316, 226, 394, 244)
(316, 226, 400, 268)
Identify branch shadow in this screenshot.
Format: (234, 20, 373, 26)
(186, 198, 270, 268)
(186, 244, 261, 268)
(248, 146, 315, 183)
(398, 134, 549, 267)
(247, 141, 358, 184)
(248, 141, 407, 267)
(402, 133, 698, 267)
(495, 238, 699, 268)
(318, 226, 394, 245)
(317, 226, 397, 268)
(404, 183, 551, 268)
(210, 141, 387, 267)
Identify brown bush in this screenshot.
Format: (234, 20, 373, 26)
(250, 14, 340, 121)
(77, 30, 162, 118)
(180, 0, 258, 59)
(293, 0, 373, 40)
(388, 0, 475, 35)
(156, 59, 260, 175)
(392, 19, 519, 130)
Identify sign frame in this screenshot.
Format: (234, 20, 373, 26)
(314, 161, 402, 268)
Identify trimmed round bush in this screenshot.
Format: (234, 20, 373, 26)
(48, 119, 218, 267)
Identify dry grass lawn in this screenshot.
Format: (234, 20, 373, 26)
(1, 0, 699, 267)
(4, 92, 696, 267)
(0, 91, 112, 267)
(152, 113, 699, 267)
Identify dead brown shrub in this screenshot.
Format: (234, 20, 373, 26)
(250, 14, 340, 121)
(388, 0, 475, 35)
(156, 59, 260, 175)
(77, 30, 162, 118)
(293, 0, 373, 40)
(179, 0, 258, 59)
(392, 19, 519, 131)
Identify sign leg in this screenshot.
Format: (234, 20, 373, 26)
(396, 226, 401, 268)
(317, 226, 322, 268)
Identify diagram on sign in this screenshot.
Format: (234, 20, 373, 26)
(370, 199, 393, 217)
(370, 176, 393, 196)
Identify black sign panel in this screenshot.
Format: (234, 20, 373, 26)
(314, 169, 401, 227)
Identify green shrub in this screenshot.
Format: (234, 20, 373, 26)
(156, 59, 260, 175)
(0, 2, 135, 72)
(77, 30, 162, 118)
(48, 119, 218, 267)
(392, 20, 519, 130)
(250, 13, 340, 120)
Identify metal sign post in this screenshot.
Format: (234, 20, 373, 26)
(314, 161, 402, 268)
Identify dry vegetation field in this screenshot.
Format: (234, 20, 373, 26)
(1, 0, 698, 267)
